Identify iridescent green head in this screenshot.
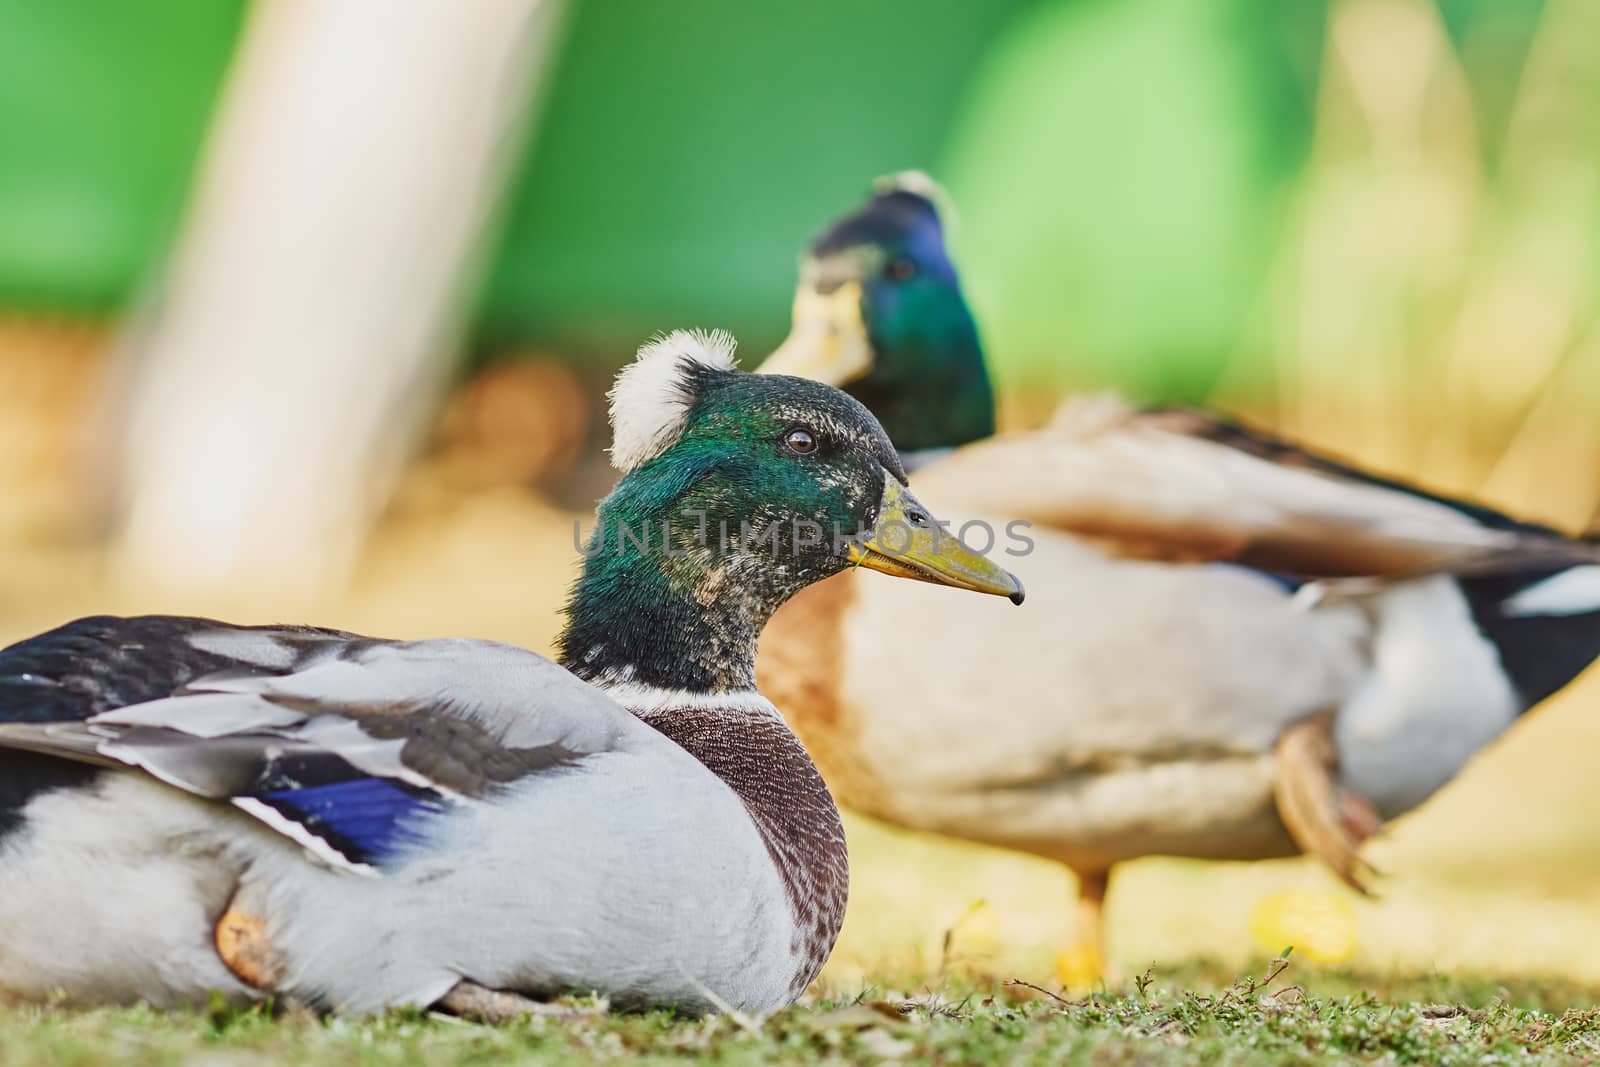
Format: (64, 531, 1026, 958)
(558, 330, 1021, 693)
(761, 174, 993, 457)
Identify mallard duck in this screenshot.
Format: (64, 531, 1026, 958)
(0, 330, 1020, 1015)
(756, 177, 1600, 981)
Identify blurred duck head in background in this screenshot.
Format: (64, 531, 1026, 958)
(763, 173, 993, 456)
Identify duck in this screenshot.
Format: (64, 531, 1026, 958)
(755, 176, 1600, 983)
(0, 329, 1022, 1016)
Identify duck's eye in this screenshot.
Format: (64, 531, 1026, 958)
(884, 256, 916, 282)
(784, 427, 819, 455)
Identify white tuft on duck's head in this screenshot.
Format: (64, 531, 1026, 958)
(608, 329, 740, 473)
(872, 170, 957, 230)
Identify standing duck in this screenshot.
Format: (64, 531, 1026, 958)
(756, 177, 1600, 982)
(0, 329, 1021, 1015)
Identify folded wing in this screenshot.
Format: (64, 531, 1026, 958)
(0, 619, 634, 874)
(915, 394, 1598, 579)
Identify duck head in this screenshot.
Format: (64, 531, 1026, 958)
(559, 329, 1021, 693)
(760, 173, 994, 457)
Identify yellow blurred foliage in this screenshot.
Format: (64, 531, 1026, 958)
(1249, 890, 1361, 965)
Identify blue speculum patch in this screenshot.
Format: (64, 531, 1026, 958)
(256, 777, 442, 866)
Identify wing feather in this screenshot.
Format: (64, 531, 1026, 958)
(0, 621, 635, 872)
(914, 395, 1600, 579)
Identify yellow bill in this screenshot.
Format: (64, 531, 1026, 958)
(759, 279, 873, 387)
(848, 475, 1024, 604)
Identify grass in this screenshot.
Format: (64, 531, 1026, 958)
(4, 958, 1600, 1066)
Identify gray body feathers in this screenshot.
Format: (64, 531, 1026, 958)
(0, 618, 812, 1014)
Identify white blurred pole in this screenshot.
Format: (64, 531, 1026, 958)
(105, 0, 562, 611)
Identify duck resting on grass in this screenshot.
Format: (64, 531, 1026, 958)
(0, 329, 1021, 1016)
(756, 176, 1600, 984)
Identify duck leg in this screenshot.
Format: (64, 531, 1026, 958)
(215, 898, 287, 992)
(1273, 712, 1380, 893)
(1054, 868, 1109, 989)
(216, 894, 604, 1022)
(437, 981, 608, 1023)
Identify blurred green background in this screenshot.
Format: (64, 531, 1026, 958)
(7, 0, 1573, 401)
